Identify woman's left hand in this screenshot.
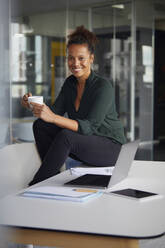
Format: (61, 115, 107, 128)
(31, 102, 56, 123)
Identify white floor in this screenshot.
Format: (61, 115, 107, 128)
(139, 234, 165, 248)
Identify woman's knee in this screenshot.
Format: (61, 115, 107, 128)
(33, 118, 57, 132)
(33, 118, 43, 133)
(33, 119, 63, 140)
(33, 119, 52, 137)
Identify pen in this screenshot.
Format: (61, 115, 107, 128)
(73, 189, 98, 193)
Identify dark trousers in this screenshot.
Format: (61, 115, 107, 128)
(29, 118, 121, 185)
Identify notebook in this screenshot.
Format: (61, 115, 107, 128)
(64, 140, 140, 189)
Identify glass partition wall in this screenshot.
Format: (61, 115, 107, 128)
(11, 4, 68, 141)
(135, 0, 154, 159)
(92, 1, 154, 145)
(91, 2, 133, 140)
(10, 0, 155, 159)
(0, 0, 10, 148)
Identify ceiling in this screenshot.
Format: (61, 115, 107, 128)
(11, 0, 165, 20)
(11, 0, 113, 17)
(12, 0, 152, 18)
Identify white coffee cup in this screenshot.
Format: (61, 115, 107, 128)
(28, 96, 43, 105)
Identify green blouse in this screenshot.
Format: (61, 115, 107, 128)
(51, 70, 126, 144)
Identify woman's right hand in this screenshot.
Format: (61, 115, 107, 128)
(21, 92, 32, 109)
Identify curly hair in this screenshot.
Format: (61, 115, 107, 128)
(67, 26, 98, 54)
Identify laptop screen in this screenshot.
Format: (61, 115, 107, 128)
(64, 174, 111, 189)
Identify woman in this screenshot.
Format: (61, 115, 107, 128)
(21, 26, 126, 186)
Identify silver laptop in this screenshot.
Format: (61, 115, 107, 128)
(64, 140, 140, 189)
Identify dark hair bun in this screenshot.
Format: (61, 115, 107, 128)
(67, 26, 98, 54)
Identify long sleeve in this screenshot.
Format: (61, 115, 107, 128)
(76, 80, 115, 135)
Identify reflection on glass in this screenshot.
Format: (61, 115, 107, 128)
(11, 23, 27, 82)
(35, 35, 42, 83)
(11, 7, 67, 142)
(92, 3, 132, 140)
(142, 45, 153, 83)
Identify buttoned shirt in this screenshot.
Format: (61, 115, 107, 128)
(51, 70, 126, 144)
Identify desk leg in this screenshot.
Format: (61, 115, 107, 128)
(6, 227, 139, 248)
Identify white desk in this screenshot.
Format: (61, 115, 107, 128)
(0, 160, 165, 246)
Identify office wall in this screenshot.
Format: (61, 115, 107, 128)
(0, 0, 10, 148)
(29, 11, 67, 37)
(136, 0, 154, 28)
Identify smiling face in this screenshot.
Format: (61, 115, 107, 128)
(67, 44, 94, 82)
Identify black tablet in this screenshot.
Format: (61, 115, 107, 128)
(64, 174, 111, 189)
(110, 188, 162, 201)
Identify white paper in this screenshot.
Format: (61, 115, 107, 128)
(21, 186, 102, 202)
(23, 186, 94, 197)
(24, 186, 100, 197)
(70, 166, 114, 176)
